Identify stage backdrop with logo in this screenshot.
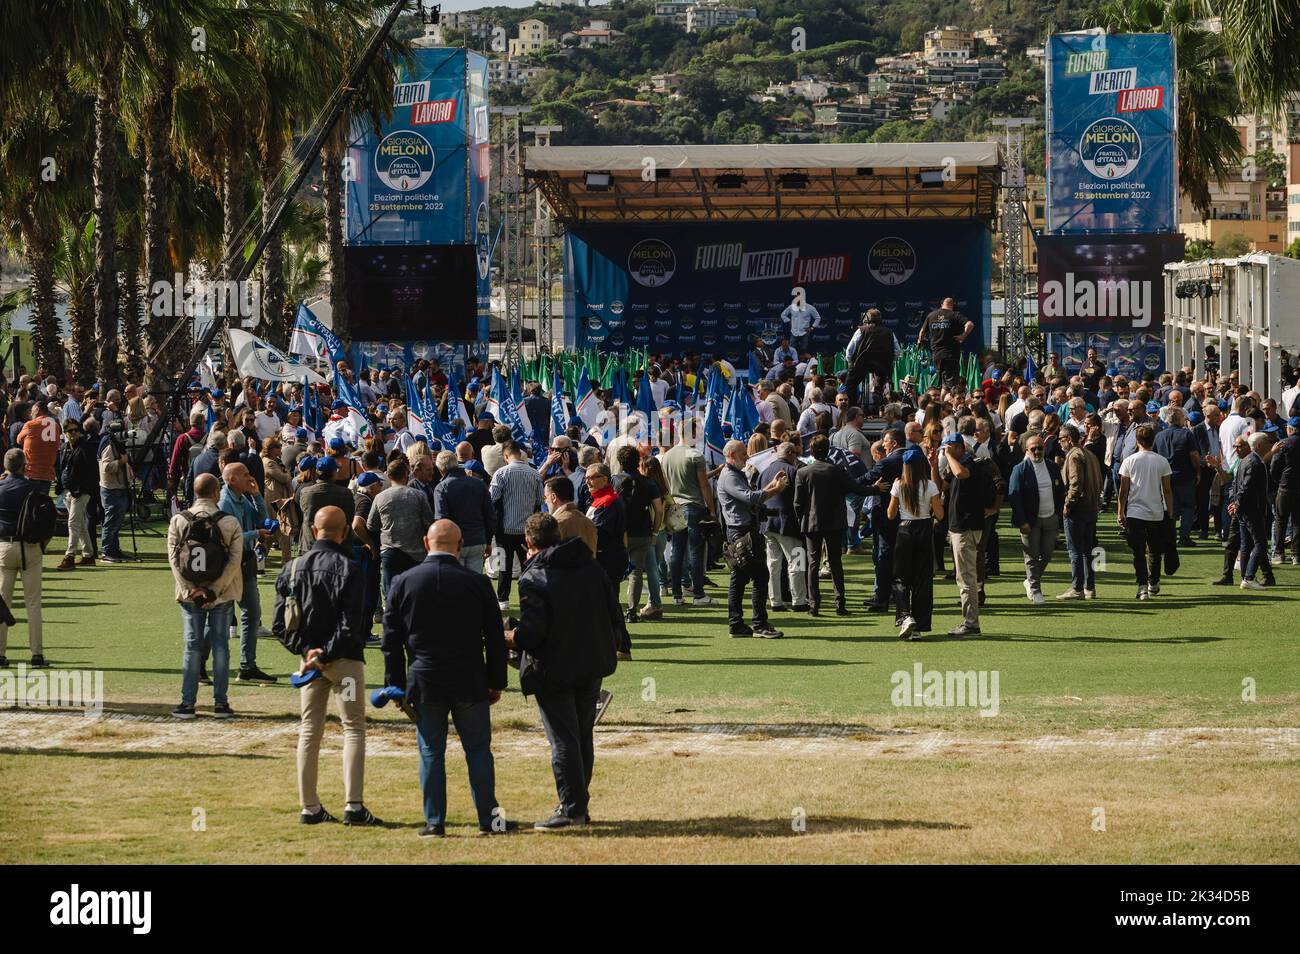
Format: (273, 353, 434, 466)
(564, 222, 991, 362)
(345, 46, 490, 354)
(1045, 32, 1178, 235)
(1037, 233, 1185, 375)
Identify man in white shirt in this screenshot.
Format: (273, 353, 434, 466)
(1005, 385, 1030, 426)
(1218, 396, 1254, 470)
(253, 396, 281, 442)
(1118, 423, 1173, 600)
(780, 301, 822, 353)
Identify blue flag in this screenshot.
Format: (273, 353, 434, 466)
(703, 365, 727, 467)
(489, 365, 529, 448)
(748, 349, 764, 383)
(447, 371, 472, 432)
(405, 374, 430, 441)
(728, 380, 760, 446)
(636, 366, 657, 443)
(1025, 353, 1038, 385)
(301, 376, 321, 437)
(575, 367, 601, 432)
(509, 365, 523, 407)
(551, 371, 568, 442)
(331, 366, 371, 440)
(289, 302, 346, 365)
(612, 364, 629, 406)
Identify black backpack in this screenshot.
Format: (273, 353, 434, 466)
(177, 509, 231, 584)
(17, 490, 57, 545)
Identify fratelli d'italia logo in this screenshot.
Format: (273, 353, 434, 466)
(1080, 117, 1141, 180)
(627, 239, 676, 288)
(867, 237, 916, 286)
(375, 130, 434, 191)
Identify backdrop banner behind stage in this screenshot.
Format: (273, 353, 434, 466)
(1045, 32, 1178, 235)
(564, 222, 991, 362)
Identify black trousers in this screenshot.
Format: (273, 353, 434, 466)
(534, 677, 601, 819)
(1273, 488, 1300, 560)
(1195, 472, 1214, 535)
(726, 528, 769, 628)
(495, 532, 528, 602)
(892, 521, 934, 630)
(934, 351, 961, 389)
(1124, 517, 1162, 587)
(871, 518, 898, 608)
(804, 531, 844, 607)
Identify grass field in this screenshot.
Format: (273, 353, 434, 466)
(1, 512, 1297, 863)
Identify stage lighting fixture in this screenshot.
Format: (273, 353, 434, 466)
(1199, 281, 1214, 299)
(584, 172, 612, 191)
(916, 169, 946, 188)
(855, 167, 874, 176)
(778, 172, 809, 189)
(715, 173, 746, 189)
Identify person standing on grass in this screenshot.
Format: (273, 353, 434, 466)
(661, 436, 714, 607)
(367, 456, 434, 603)
(716, 438, 789, 639)
(888, 448, 944, 641)
(274, 506, 382, 827)
(794, 436, 876, 617)
(219, 462, 277, 684)
(1117, 425, 1174, 602)
(18, 401, 59, 496)
(505, 513, 620, 831)
(433, 450, 495, 574)
(1007, 434, 1064, 605)
(1057, 426, 1102, 601)
(545, 476, 597, 556)
(55, 418, 98, 571)
(488, 441, 545, 611)
(1231, 431, 1273, 592)
(940, 433, 995, 637)
(382, 519, 515, 839)
(0, 448, 48, 669)
(168, 473, 244, 718)
(615, 445, 662, 623)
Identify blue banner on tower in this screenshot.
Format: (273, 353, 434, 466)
(564, 222, 990, 362)
(1045, 32, 1178, 234)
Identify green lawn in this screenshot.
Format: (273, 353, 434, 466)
(1, 511, 1297, 863)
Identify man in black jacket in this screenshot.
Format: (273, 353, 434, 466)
(760, 441, 806, 612)
(862, 429, 906, 611)
(845, 309, 896, 411)
(794, 435, 876, 616)
(1232, 431, 1273, 589)
(55, 418, 99, 570)
(506, 513, 620, 830)
(382, 518, 514, 838)
(273, 506, 381, 827)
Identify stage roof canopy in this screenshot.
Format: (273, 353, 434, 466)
(527, 142, 1002, 224)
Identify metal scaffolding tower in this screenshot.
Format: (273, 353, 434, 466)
(494, 106, 526, 369)
(993, 117, 1036, 362)
(525, 124, 562, 356)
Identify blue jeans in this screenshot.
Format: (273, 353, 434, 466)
(1171, 480, 1196, 544)
(627, 535, 660, 610)
(668, 503, 707, 598)
(236, 556, 260, 669)
(180, 601, 233, 707)
(380, 548, 417, 603)
(415, 699, 499, 829)
(1063, 510, 1098, 592)
(100, 487, 129, 556)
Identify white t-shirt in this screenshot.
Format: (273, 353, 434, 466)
(1031, 459, 1055, 517)
(1119, 449, 1172, 522)
(254, 411, 281, 442)
(891, 478, 938, 521)
(649, 378, 669, 408)
(1219, 414, 1252, 469)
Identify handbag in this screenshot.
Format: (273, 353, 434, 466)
(663, 494, 687, 534)
(721, 530, 756, 570)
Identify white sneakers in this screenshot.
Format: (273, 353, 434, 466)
(1056, 588, 1084, 600)
(691, 594, 713, 606)
(1240, 579, 1267, 591)
(897, 616, 919, 640)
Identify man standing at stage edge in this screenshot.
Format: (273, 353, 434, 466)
(918, 297, 974, 389)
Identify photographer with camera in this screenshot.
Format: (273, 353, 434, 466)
(97, 418, 132, 564)
(168, 473, 245, 718)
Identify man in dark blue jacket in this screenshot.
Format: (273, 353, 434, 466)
(273, 506, 379, 827)
(382, 518, 514, 838)
(506, 514, 620, 830)
(862, 428, 905, 611)
(1007, 433, 1065, 604)
(1232, 431, 1273, 589)
(432, 450, 495, 573)
(760, 441, 805, 612)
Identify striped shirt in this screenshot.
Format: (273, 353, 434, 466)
(489, 459, 544, 535)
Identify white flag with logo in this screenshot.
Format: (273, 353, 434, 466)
(228, 329, 328, 386)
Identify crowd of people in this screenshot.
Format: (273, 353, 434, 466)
(1, 301, 1298, 833)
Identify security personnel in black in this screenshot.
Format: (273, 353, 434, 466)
(845, 308, 896, 412)
(918, 296, 974, 389)
(862, 426, 906, 611)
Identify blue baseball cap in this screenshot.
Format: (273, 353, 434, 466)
(331, 399, 346, 410)
(1188, 411, 1204, 425)
(356, 471, 381, 488)
(211, 389, 223, 400)
(295, 428, 308, 441)
(1264, 421, 1281, 434)
(1218, 399, 1231, 411)
(1288, 416, 1300, 428)
(1043, 404, 1057, 415)
(376, 404, 388, 415)
(328, 436, 346, 451)
(298, 456, 317, 472)
(902, 448, 925, 466)
(478, 410, 494, 422)
(991, 369, 1002, 380)
(316, 456, 339, 475)
(1146, 401, 1160, 413)
(941, 433, 964, 446)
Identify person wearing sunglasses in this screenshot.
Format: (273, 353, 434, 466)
(55, 419, 99, 571)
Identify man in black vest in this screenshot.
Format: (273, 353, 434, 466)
(845, 309, 896, 412)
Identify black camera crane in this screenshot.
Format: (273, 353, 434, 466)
(132, 0, 428, 477)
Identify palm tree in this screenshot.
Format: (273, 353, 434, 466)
(1216, 0, 1300, 115)
(56, 217, 99, 386)
(1093, 0, 1243, 219)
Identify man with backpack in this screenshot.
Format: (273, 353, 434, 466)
(273, 505, 382, 826)
(0, 449, 52, 668)
(168, 472, 245, 718)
